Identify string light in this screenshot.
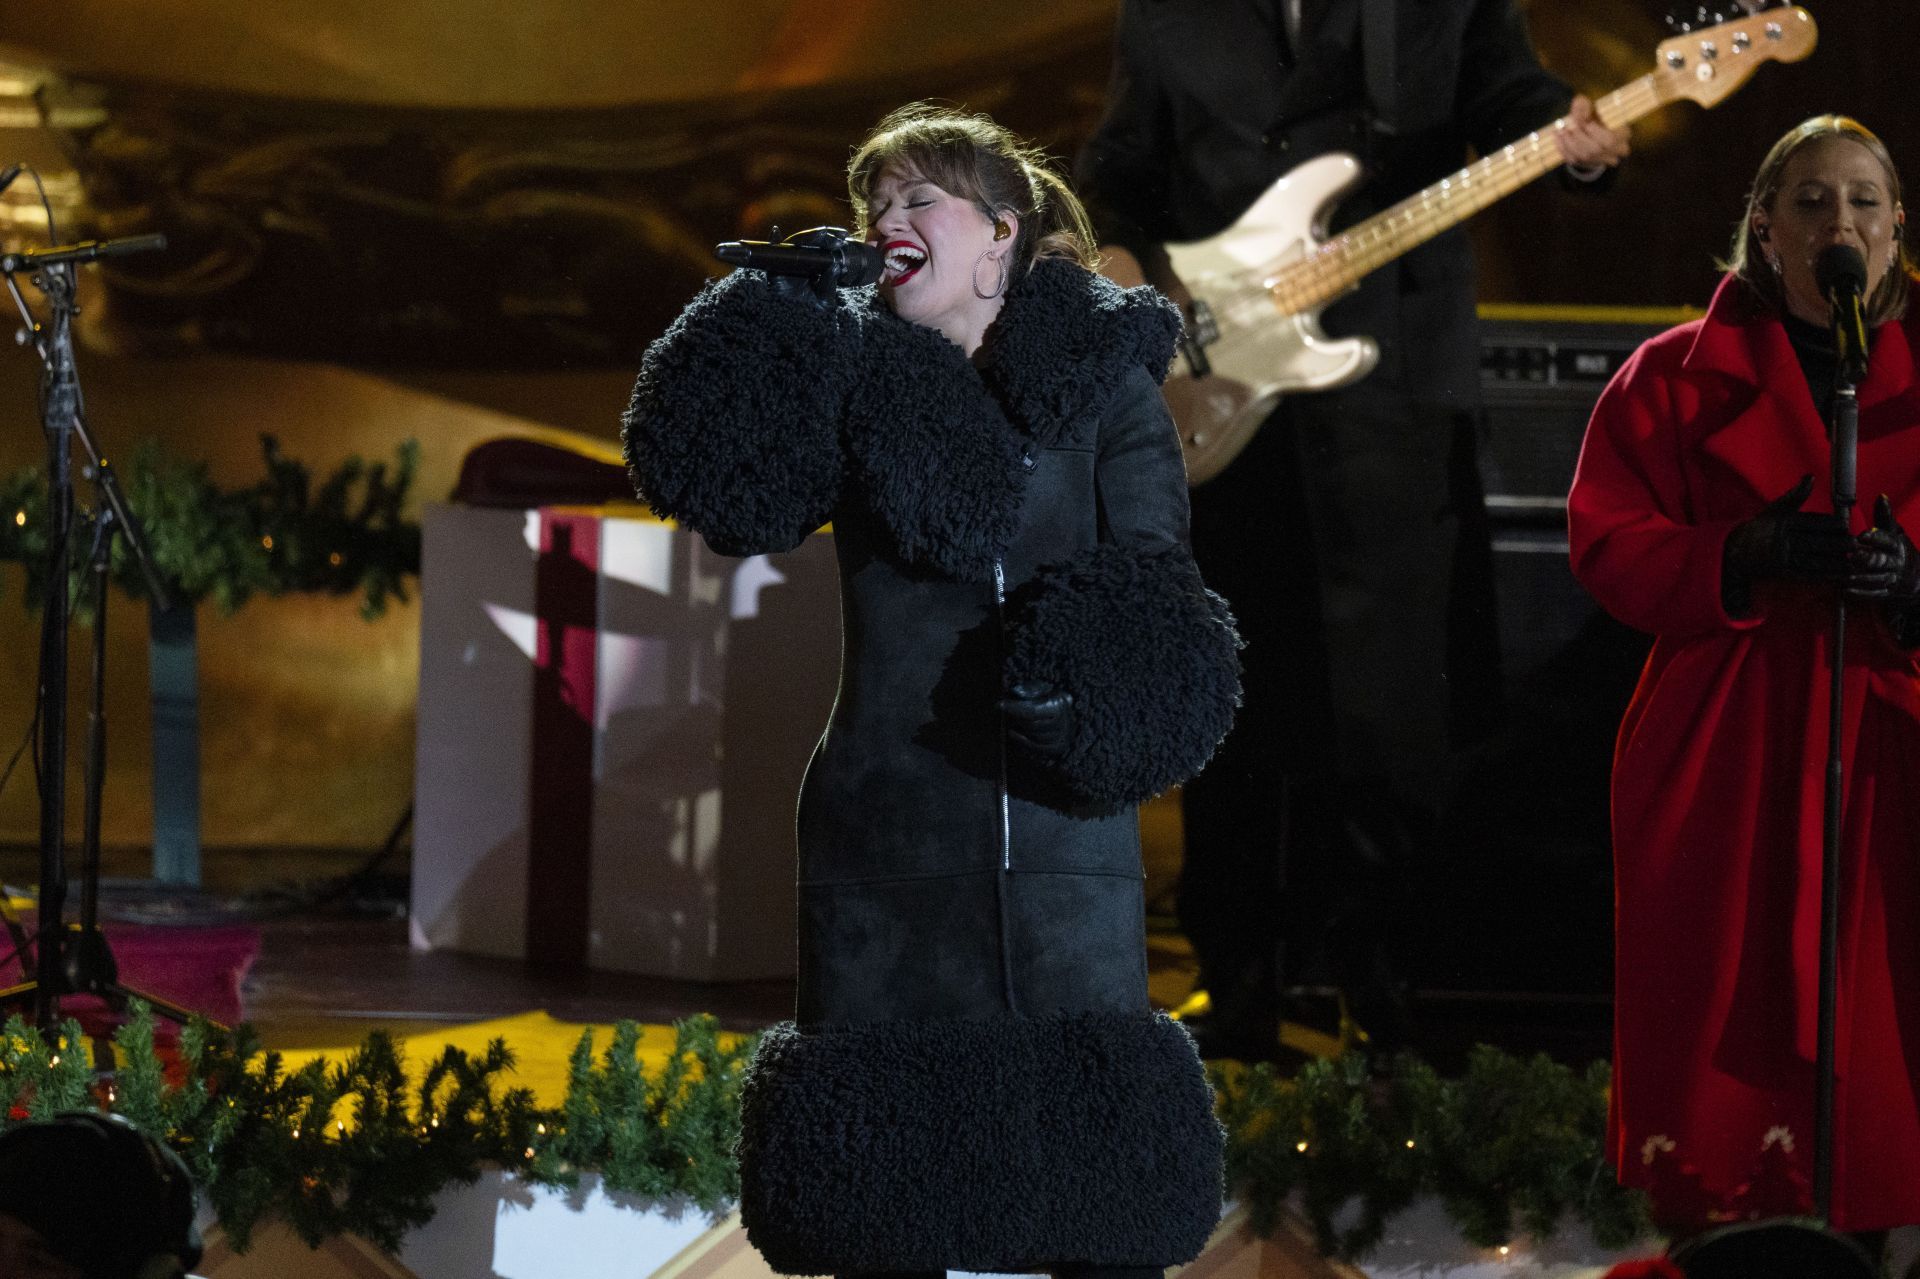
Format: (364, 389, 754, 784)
(328, 551, 343, 566)
(1295, 1140, 1308, 1153)
(12, 510, 23, 526)
(261, 535, 274, 550)
(1405, 1139, 1416, 1149)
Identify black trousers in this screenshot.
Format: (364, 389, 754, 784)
(1177, 388, 1499, 1017)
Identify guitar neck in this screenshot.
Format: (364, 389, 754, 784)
(1272, 79, 1662, 313)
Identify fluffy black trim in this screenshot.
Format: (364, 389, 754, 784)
(622, 271, 849, 555)
(840, 300, 1030, 582)
(981, 258, 1183, 449)
(737, 1011, 1223, 1274)
(1005, 542, 1241, 804)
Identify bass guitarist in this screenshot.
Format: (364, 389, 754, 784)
(1076, 0, 1629, 1061)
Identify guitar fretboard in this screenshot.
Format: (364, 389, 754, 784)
(1268, 77, 1668, 314)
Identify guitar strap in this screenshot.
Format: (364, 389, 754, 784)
(1360, 0, 1398, 136)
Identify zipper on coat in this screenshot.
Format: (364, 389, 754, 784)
(993, 558, 1011, 873)
(992, 556, 1019, 1014)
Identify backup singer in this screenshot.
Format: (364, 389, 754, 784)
(622, 104, 1242, 1277)
(1569, 116, 1920, 1229)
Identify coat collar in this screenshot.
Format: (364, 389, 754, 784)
(1684, 274, 1920, 517)
(977, 257, 1182, 449)
(839, 260, 1180, 580)
(1684, 273, 1919, 415)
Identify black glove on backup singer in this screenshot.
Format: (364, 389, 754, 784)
(1850, 495, 1920, 598)
(1857, 494, 1920, 647)
(1722, 474, 1853, 613)
(999, 681, 1076, 760)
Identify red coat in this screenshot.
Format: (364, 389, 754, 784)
(1569, 275, 1920, 1229)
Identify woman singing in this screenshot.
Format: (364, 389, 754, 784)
(1569, 116, 1920, 1231)
(623, 104, 1241, 1277)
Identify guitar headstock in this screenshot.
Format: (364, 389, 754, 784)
(1651, 5, 1816, 109)
(1664, 2, 1791, 35)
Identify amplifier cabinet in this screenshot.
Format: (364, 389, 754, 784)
(1476, 311, 1673, 685)
(1419, 311, 1676, 997)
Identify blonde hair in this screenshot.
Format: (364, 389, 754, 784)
(848, 102, 1098, 277)
(1726, 115, 1912, 324)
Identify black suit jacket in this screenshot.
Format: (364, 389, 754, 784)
(1076, 0, 1576, 407)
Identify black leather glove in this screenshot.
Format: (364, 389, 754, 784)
(1723, 474, 1853, 612)
(999, 681, 1075, 761)
(1849, 495, 1920, 599)
(763, 226, 855, 308)
(1858, 495, 1920, 648)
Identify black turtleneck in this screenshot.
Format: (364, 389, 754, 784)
(1782, 310, 1842, 431)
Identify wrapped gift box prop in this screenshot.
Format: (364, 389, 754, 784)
(413, 436, 839, 979)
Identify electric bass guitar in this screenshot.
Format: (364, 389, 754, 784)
(1146, 5, 1817, 485)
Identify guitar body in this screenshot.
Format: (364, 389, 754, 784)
(1165, 153, 1380, 486)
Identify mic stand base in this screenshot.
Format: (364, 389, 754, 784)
(0, 924, 220, 1071)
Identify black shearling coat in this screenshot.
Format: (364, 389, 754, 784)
(624, 258, 1242, 1275)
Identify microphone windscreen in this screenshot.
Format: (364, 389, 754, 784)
(840, 240, 885, 287)
(1815, 243, 1868, 296)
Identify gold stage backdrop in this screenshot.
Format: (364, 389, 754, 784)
(0, 1, 1910, 851)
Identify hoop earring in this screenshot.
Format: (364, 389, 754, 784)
(973, 249, 1008, 300)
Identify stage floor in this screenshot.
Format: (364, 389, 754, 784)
(0, 842, 1613, 1071)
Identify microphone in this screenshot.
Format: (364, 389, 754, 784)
(713, 227, 884, 289)
(0, 165, 22, 198)
(0, 232, 167, 275)
(1815, 243, 1870, 387)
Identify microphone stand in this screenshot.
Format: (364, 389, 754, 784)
(0, 239, 205, 1039)
(1669, 277, 1880, 1277)
(1814, 343, 1862, 1222)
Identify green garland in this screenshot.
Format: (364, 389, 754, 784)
(0, 434, 420, 619)
(0, 1006, 1653, 1261)
(1214, 1047, 1656, 1259)
(0, 1004, 753, 1253)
